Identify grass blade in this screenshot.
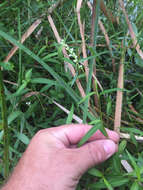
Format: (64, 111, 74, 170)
(66, 104, 74, 124)
(83, 0, 100, 123)
(77, 120, 101, 147)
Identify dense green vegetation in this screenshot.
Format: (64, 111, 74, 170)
(0, 0, 143, 189)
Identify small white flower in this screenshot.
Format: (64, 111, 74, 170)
(60, 39, 83, 71)
(26, 102, 31, 105)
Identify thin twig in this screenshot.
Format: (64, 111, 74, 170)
(120, 133, 143, 141)
(4, 19, 41, 63)
(3, 80, 18, 86)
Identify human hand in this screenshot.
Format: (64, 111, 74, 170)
(3, 124, 119, 190)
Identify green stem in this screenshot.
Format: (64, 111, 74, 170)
(18, 8, 22, 87)
(83, 0, 100, 123)
(0, 67, 9, 179)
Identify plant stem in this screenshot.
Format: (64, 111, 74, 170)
(0, 67, 9, 179)
(83, 0, 100, 123)
(18, 8, 22, 87)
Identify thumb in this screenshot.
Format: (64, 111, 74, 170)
(75, 139, 117, 175)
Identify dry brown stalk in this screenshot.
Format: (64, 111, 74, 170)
(47, 14, 85, 98)
(76, 0, 89, 81)
(4, 19, 41, 63)
(119, 0, 143, 60)
(3, 80, 18, 86)
(114, 44, 124, 133)
(99, 0, 117, 24)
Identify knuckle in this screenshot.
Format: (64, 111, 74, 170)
(34, 129, 49, 140)
(87, 143, 106, 165)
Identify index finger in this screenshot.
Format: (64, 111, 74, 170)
(48, 124, 120, 146)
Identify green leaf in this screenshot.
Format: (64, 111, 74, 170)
(106, 96, 112, 116)
(103, 177, 113, 190)
(16, 81, 28, 95)
(90, 176, 129, 188)
(78, 92, 96, 105)
(25, 69, 32, 81)
(0, 62, 14, 71)
(77, 121, 101, 147)
(66, 104, 74, 124)
(100, 88, 128, 96)
(135, 56, 143, 68)
(42, 52, 58, 61)
(131, 181, 139, 190)
(130, 133, 138, 147)
(88, 168, 103, 177)
(16, 133, 30, 145)
(79, 51, 108, 63)
(0, 130, 4, 141)
(118, 140, 127, 154)
(0, 2, 7, 7)
(121, 127, 143, 136)
(132, 23, 138, 36)
(31, 78, 57, 85)
(126, 150, 141, 181)
(8, 111, 22, 125)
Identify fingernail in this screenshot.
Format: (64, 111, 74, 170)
(103, 140, 116, 158)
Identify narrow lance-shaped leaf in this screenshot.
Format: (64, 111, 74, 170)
(66, 104, 74, 124)
(78, 120, 101, 147)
